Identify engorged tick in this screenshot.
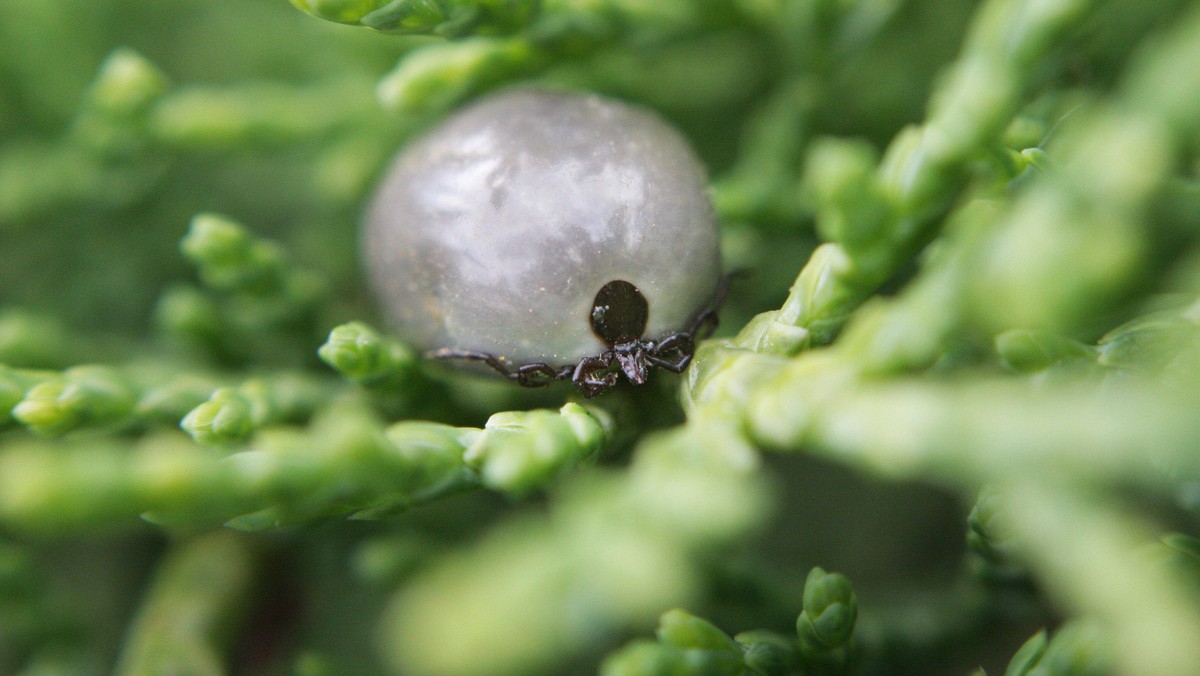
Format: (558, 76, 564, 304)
(364, 88, 725, 397)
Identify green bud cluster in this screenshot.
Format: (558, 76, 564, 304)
(1004, 624, 1110, 676)
(163, 214, 329, 367)
(181, 214, 298, 297)
(464, 402, 609, 495)
(602, 569, 857, 676)
(290, 0, 539, 37)
(966, 488, 1029, 588)
(71, 48, 168, 159)
(602, 609, 749, 676)
(12, 365, 136, 436)
(318, 321, 417, 387)
(1, 363, 219, 436)
(180, 373, 329, 446)
(796, 567, 858, 667)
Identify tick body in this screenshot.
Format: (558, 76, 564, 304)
(364, 89, 723, 396)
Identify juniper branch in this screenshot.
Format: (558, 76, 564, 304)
(0, 401, 608, 533)
(2, 363, 220, 436)
(380, 421, 768, 675)
(732, 0, 1105, 357)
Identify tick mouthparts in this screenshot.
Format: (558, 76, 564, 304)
(615, 350, 648, 385)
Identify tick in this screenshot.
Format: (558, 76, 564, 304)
(364, 89, 724, 397)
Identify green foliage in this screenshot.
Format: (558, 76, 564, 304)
(603, 569, 858, 675)
(114, 532, 257, 676)
(1004, 624, 1110, 676)
(318, 321, 417, 387)
(796, 567, 857, 659)
(3, 0, 1200, 674)
(179, 373, 329, 445)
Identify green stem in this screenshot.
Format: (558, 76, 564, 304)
(114, 531, 257, 676)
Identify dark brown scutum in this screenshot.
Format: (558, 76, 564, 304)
(590, 280, 648, 346)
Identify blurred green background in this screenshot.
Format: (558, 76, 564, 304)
(3, 0, 1200, 674)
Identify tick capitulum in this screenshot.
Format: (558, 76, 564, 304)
(431, 277, 728, 397)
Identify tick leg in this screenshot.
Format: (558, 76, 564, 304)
(428, 348, 516, 377)
(654, 333, 693, 354)
(686, 270, 739, 339)
(429, 349, 569, 388)
(689, 312, 718, 340)
(514, 362, 571, 387)
(647, 333, 694, 373)
(647, 353, 691, 373)
(572, 353, 618, 398)
(648, 343, 696, 374)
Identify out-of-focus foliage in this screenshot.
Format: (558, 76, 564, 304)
(3, 0, 1200, 674)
